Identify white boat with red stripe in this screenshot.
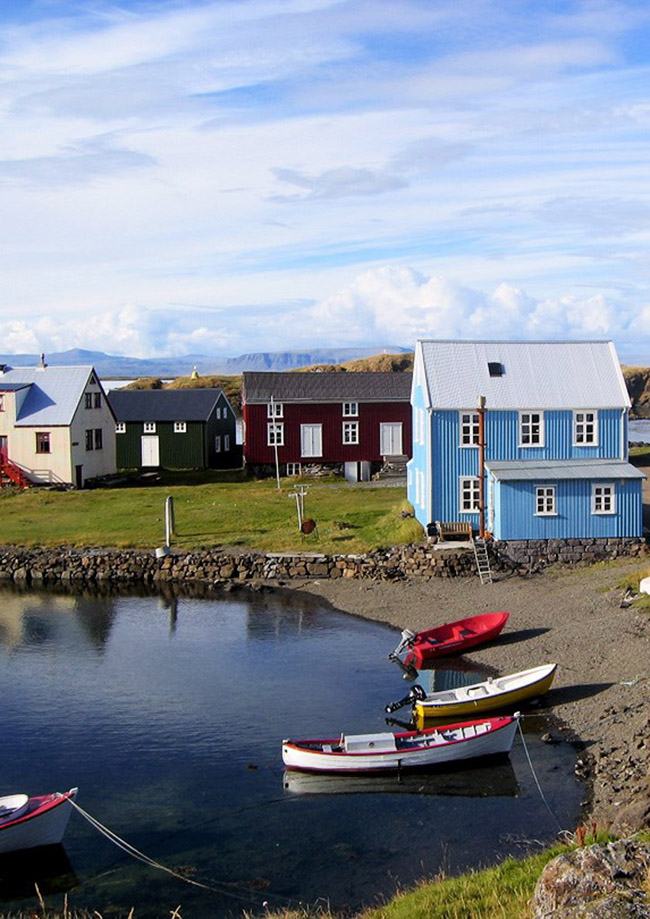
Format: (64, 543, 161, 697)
(282, 714, 520, 774)
(0, 788, 77, 855)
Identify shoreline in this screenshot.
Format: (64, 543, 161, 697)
(291, 559, 650, 835)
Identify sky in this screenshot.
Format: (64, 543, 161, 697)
(2, 0, 650, 362)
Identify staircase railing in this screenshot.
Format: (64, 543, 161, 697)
(0, 455, 31, 488)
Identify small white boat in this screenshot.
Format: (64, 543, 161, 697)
(0, 788, 77, 855)
(386, 664, 558, 728)
(282, 714, 520, 774)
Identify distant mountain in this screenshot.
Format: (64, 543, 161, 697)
(0, 346, 409, 377)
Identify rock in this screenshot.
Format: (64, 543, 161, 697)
(531, 839, 650, 918)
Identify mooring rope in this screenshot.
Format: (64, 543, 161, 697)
(516, 719, 565, 834)
(67, 798, 296, 909)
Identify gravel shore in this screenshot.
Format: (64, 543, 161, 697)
(293, 558, 650, 835)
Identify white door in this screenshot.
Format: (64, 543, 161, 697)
(380, 422, 403, 456)
(301, 424, 322, 458)
(141, 435, 160, 467)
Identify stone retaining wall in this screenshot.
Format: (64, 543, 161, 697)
(0, 536, 645, 587)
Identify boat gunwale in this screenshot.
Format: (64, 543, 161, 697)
(0, 789, 76, 832)
(282, 715, 519, 758)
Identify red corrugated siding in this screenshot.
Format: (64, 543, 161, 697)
(243, 401, 412, 464)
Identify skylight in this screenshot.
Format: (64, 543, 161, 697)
(488, 362, 503, 377)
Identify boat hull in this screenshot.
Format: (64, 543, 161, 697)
(0, 789, 77, 856)
(414, 664, 557, 727)
(282, 715, 519, 774)
(404, 612, 509, 668)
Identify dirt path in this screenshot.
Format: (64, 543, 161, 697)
(290, 559, 650, 834)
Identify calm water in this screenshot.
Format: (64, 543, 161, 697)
(0, 585, 583, 918)
(630, 418, 650, 442)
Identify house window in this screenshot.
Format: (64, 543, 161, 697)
(215, 435, 221, 452)
(85, 429, 94, 450)
(459, 476, 480, 513)
(287, 463, 301, 476)
(0, 394, 4, 412)
(224, 434, 230, 451)
(267, 402, 283, 418)
(535, 486, 556, 516)
(35, 432, 50, 454)
(343, 421, 359, 444)
(94, 392, 101, 408)
(85, 393, 93, 409)
(94, 429, 103, 450)
(592, 483, 615, 514)
(519, 412, 544, 446)
(301, 424, 322, 458)
(460, 411, 480, 446)
(115, 423, 126, 434)
(267, 422, 284, 446)
(143, 422, 156, 433)
(342, 402, 358, 417)
(574, 411, 598, 446)
(174, 422, 187, 433)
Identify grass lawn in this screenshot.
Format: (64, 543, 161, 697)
(0, 474, 423, 552)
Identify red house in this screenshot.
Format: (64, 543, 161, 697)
(242, 371, 412, 481)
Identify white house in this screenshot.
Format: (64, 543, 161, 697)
(0, 360, 117, 487)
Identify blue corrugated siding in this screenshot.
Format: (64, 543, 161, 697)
(408, 381, 430, 529)
(483, 409, 622, 461)
(493, 478, 642, 540)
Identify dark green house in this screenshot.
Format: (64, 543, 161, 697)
(108, 389, 238, 470)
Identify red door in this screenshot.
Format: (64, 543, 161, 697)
(0, 436, 7, 459)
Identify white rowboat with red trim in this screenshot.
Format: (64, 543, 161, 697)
(282, 714, 520, 774)
(0, 788, 77, 855)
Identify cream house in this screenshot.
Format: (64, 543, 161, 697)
(0, 360, 117, 487)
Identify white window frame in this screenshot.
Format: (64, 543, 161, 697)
(459, 411, 480, 447)
(519, 411, 544, 447)
(574, 410, 598, 446)
(267, 402, 283, 418)
(143, 422, 156, 434)
(173, 422, 187, 434)
(224, 434, 230, 451)
(592, 483, 615, 515)
(535, 485, 557, 516)
(115, 423, 126, 434)
(342, 402, 358, 417)
(267, 422, 284, 446)
(215, 435, 221, 453)
(301, 424, 322, 458)
(287, 462, 302, 476)
(342, 421, 359, 445)
(459, 476, 480, 513)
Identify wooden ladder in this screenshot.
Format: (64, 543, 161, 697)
(472, 537, 493, 585)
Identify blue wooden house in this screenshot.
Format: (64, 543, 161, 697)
(407, 340, 644, 542)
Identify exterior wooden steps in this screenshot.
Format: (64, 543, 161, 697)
(0, 457, 31, 488)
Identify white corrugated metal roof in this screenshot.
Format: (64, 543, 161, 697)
(487, 459, 644, 481)
(417, 340, 630, 410)
(0, 365, 94, 425)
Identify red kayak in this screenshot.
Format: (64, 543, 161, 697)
(389, 612, 509, 669)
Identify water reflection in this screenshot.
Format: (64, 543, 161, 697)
(283, 757, 520, 798)
(0, 583, 583, 919)
(0, 845, 78, 901)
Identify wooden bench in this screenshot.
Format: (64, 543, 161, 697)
(434, 521, 473, 543)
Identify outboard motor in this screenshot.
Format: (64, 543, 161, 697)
(384, 683, 427, 714)
(390, 628, 416, 659)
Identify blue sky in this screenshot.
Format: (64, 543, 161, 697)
(1, 0, 650, 362)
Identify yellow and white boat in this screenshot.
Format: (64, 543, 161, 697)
(404, 663, 557, 729)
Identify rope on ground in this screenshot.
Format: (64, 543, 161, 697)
(67, 798, 296, 909)
(516, 719, 565, 835)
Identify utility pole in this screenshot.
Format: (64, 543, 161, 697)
(477, 395, 486, 539)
